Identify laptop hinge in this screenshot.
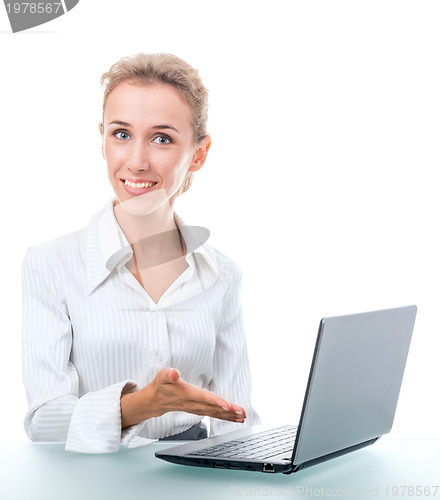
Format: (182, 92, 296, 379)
(286, 437, 380, 474)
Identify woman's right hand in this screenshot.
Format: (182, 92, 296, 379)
(120, 367, 246, 429)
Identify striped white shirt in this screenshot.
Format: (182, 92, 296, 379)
(22, 198, 260, 454)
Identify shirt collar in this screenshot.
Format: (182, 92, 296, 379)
(86, 198, 218, 295)
(173, 212, 219, 278)
(86, 198, 132, 295)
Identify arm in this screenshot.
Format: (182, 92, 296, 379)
(22, 246, 245, 452)
(208, 266, 261, 436)
(22, 246, 142, 453)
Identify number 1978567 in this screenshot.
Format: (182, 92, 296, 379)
(5, 3, 63, 15)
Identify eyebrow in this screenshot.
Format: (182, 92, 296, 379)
(108, 120, 181, 134)
(108, 120, 131, 127)
(152, 125, 181, 134)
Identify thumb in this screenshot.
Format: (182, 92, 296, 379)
(159, 367, 180, 384)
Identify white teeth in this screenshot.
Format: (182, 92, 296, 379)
(124, 180, 155, 188)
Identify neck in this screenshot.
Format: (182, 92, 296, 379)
(113, 198, 181, 259)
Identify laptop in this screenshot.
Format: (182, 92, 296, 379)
(155, 305, 417, 474)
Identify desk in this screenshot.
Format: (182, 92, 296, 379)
(0, 439, 438, 500)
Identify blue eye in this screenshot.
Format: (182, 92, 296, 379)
(114, 130, 130, 140)
(153, 135, 171, 145)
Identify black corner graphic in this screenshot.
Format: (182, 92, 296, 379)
(3, 1, 80, 33)
(64, 0, 79, 12)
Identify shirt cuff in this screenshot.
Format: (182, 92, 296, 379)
(65, 380, 144, 454)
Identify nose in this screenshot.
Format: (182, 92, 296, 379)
(127, 139, 150, 173)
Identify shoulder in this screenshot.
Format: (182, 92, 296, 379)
(22, 199, 111, 269)
(199, 242, 243, 285)
(22, 226, 87, 272)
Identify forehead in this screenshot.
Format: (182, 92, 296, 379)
(104, 81, 193, 129)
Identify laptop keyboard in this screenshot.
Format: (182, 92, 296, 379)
(188, 425, 297, 460)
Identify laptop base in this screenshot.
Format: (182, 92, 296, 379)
(156, 434, 379, 474)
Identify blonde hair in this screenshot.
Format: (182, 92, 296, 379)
(100, 53, 209, 144)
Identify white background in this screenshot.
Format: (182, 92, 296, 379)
(0, 1, 439, 442)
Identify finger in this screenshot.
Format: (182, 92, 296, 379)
(188, 404, 246, 423)
(181, 385, 247, 422)
(201, 400, 247, 422)
(168, 368, 180, 383)
(185, 385, 232, 412)
(157, 376, 246, 421)
(228, 402, 247, 418)
(191, 390, 246, 419)
(157, 367, 180, 384)
(212, 407, 246, 422)
(168, 385, 246, 421)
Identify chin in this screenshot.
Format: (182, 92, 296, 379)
(116, 187, 171, 217)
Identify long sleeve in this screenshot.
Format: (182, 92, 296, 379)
(208, 267, 261, 436)
(22, 246, 145, 453)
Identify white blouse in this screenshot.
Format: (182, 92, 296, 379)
(21, 198, 260, 453)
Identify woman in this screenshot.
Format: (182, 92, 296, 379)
(22, 53, 260, 454)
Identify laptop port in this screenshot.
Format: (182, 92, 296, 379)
(228, 463, 240, 470)
(263, 463, 275, 473)
(214, 462, 225, 469)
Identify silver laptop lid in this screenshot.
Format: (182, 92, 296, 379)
(292, 305, 417, 465)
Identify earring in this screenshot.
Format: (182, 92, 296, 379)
(182, 175, 192, 193)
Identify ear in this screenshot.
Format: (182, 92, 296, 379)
(99, 122, 105, 159)
(188, 136, 212, 173)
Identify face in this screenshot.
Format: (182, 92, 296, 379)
(100, 81, 210, 216)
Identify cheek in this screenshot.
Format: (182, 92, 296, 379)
(153, 150, 191, 176)
(104, 144, 122, 170)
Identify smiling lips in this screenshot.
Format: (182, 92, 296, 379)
(124, 179, 156, 188)
(121, 178, 158, 195)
